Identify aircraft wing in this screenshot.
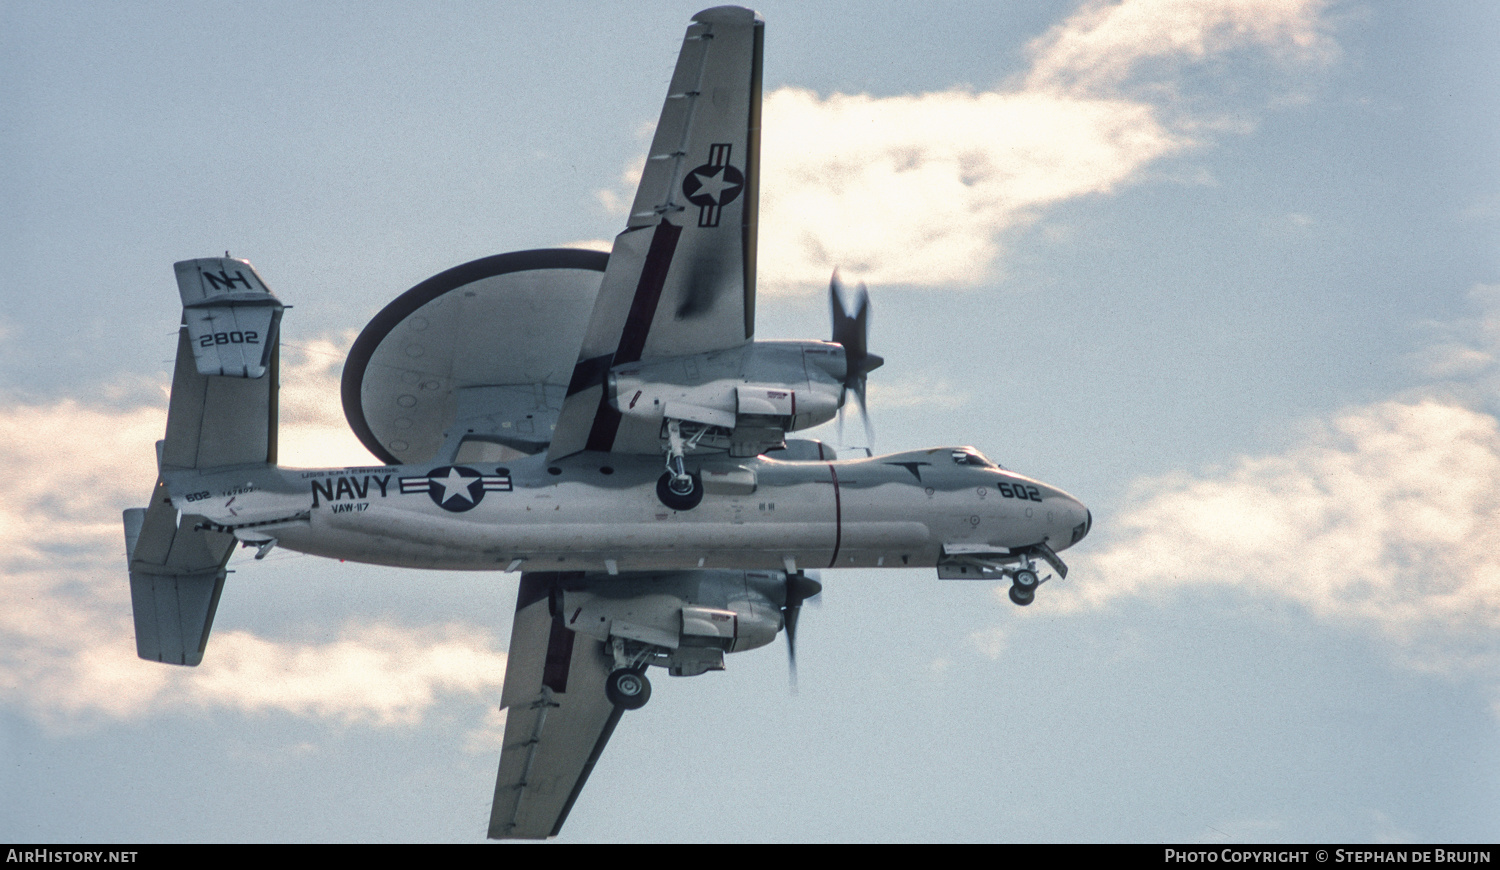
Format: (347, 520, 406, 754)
(488, 573, 624, 840)
(549, 6, 763, 460)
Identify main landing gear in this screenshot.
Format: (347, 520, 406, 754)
(657, 418, 706, 510)
(606, 637, 659, 710)
(656, 471, 703, 511)
(605, 668, 652, 710)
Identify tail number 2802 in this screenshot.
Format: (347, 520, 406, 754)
(199, 330, 259, 348)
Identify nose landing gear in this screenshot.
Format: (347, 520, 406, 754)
(937, 547, 1063, 606)
(1008, 568, 1039, 606)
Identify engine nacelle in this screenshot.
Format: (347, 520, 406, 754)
(609, 341, 846, 456)
(556, 570, 786, 671)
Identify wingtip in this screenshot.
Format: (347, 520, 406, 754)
(692, 6, 762, 26)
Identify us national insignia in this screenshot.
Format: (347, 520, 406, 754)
(682, 143, 744, 227)
(399, 466, 512, 512)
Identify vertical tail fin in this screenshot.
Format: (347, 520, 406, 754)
(163, 258, 283, 470)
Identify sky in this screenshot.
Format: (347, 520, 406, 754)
(2, 0, 1498, 844)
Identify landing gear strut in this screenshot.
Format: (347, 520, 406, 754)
(657, 418, 706, 510)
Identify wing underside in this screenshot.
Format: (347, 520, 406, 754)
(488, 573, 623, 840)
(549, 6, 764, 460)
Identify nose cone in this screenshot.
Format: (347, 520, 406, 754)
(1053, 493, 1091, 550)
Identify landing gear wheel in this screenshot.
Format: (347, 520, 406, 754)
(605, 668, 652, 710)
(656, 471, 704, 511)
(1008, 584, 1035, 606)
(1013, 569, 1039, 590)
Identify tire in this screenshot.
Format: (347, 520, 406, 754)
(1008, 584, 1035, 607)
(656, 471, 704, 511)
(1013, 569, 1039, 589)
(606, 668, 652, 710)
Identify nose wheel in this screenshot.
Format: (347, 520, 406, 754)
(1008, 567, 1040, 607)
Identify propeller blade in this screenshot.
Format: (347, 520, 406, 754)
(829, 270, 881, 452)
(829, 272, 870, 366)
(782, 571, 823, 692)
(854, 377, 874, 452)
(785, 604, 801, 692)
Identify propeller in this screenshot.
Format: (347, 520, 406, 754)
(782, 570, 823, 692)
(829, 271, 883, 451)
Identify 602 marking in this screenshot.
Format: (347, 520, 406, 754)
(998, 482, 1043, 502)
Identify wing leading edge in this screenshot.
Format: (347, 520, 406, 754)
(549, 6, 763, 461)
(488, 573, 623, 840)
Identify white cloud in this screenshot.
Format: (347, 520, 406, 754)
(597, 0, 1333, 289)
(1024, 0, 1334, 95)
(1057, 398, 1500, 680)
(968, 626, 1009, 660)
(1409, 284, 1500, 393)
(166, 624, 505, 726)
(0, 335, 507, 727)
(757, 87, 1183, 286)
(278, 333, 381, 468)
(866, 374, 972, 412)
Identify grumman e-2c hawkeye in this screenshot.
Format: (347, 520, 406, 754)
(122, 6, 1091, 840)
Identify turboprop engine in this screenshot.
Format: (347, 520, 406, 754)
(553, 569, 815, 677)
(608, 341, 847, 457)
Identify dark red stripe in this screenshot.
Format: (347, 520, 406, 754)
(614, 220, 683, 365)
(827, 462, 841, 568)
(584, 220, 683, 452)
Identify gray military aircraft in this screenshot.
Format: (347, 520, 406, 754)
(123, 6, 1090, 840)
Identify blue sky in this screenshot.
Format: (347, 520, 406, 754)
(2, 0, 1497, 842)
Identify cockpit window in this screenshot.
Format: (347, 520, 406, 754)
(951, 448, 997, 468)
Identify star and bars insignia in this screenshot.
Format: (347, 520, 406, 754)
(682, 143, 745, 228)
(400, 466, 512, 512)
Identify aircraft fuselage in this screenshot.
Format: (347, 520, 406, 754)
(166, 447, 1090, 574)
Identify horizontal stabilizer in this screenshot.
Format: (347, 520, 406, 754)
(123, 480, 235, 666)
(128, 568, 226, 667)
(174, 258, 284, 378)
